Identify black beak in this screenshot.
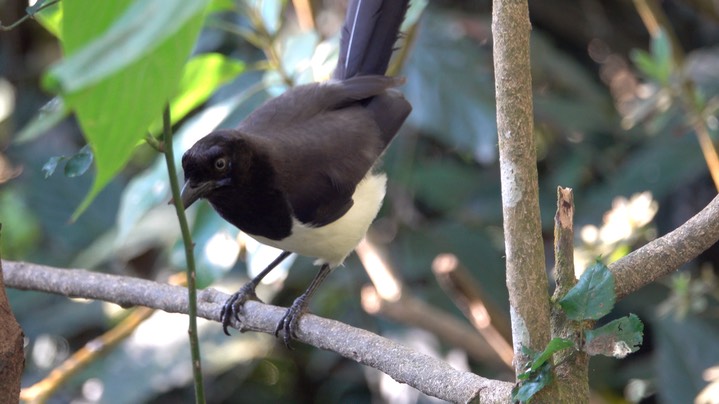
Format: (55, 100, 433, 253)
(180, 181, 214, 209)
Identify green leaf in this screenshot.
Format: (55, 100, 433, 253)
(42, 0, 210, 220)
(585, 314, 644, 358)
(559, 261, 616, 321)
(34, 0, 63, 38)
(42, 156, 64, 178)
(629, 49, 658, 80)
(147, 53, 245, 133)
(513, 363, 553, 403)
(513, 339, 573, 402)
(14, 97, 69, 144)
(531, 338, 574, 373)
(64, 145, 94, 178)
(651, 29, 672, 85)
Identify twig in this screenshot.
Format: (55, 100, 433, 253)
(20, 306, 155, 401)
(2, 260, 513, 403)
(162, 105, 205, 403)
(291, 0, 315, 31)
(632, 0, 719, 191)
(431, 254, 514, 368)
(0, 0, 60, 31)
(356, 239, 509, 368)
(361, 285, 509, 368)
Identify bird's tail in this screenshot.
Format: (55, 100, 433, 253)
(333, 0, 410, 80)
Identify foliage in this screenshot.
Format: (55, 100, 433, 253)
(514, 262, 644, 402)
(2, 0, 719, 402)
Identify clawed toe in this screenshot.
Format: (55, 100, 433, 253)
(274, 295, 309, 348)
(220, 284, 261, 335)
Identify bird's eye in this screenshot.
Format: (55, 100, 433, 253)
(214, 157, 228, 171)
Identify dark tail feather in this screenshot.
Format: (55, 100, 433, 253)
(333, 0, 410, 80)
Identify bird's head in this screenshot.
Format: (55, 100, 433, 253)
(180, 130, 252, 209)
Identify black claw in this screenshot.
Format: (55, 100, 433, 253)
(274, 295, 308, 348)
(220, 283, 260, 336)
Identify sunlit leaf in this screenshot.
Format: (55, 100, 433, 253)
(147, 53, 246, 133)
(41, 0, 210, 220)
(33, 0, 63, 38)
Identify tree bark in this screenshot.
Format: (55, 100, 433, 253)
(492, 0, 552, 375)
(0, 233, 24, 404)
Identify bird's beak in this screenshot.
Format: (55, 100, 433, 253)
(180, 181, 213, 209)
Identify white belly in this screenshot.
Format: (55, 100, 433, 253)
(251, 173, 387, 267)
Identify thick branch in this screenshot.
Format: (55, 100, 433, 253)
(492, 0, 551, 373)
(2, 260, 513, 403)
(610, 192, 719, 300)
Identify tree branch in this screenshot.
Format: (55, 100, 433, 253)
(609, 192, 719, 300)
(2, 260, 513, 403)
(492, 0, 552, 374)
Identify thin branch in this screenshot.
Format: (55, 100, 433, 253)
(492, 0, 552, 374)
(0, 0, 60, 31)
(361, 285, 510, 369)
(633, 0, 719, 191)
(2, 260, 513, 403)
(20, 306, 155, 401)
(162, 105, 205, 403)
(356, 239, 510, 369)
(291, 0, 315, 31)
(431, 254, 514, 368)
(610, 192, 719, 300)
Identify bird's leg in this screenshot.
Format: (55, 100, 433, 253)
(221, 250, 292, 335)
(275, 263, 333, 347)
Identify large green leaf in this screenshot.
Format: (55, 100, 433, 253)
(147, 53, 245, 133)
(42, 0, 210, 219)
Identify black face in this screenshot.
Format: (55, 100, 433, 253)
(180, 132, 239, 208)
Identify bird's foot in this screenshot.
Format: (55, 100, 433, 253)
(220, 282, 262, 336)
(274, 294, 309, 348)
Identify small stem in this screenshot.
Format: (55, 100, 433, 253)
(0, 0, 60, 31)
(162, 104, 206, 404)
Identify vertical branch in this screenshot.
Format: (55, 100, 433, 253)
(550, 187, 589, 402)
(491, 0, 552, 374)
(163, 105, 206, 404)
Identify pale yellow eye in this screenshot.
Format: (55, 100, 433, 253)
(214, 157, 227, 171)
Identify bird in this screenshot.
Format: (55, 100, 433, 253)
(180, 0, 411, 346)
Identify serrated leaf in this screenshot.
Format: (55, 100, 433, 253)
(559, 261, 616, 321)
(64, 145, 94, 178)
(585, 314, 644, 358)
(42, 156, 64, 178)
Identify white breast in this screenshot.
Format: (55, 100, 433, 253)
(250, 172, 387, 268)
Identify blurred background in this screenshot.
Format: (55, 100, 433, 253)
(2, 0, 719, 402)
